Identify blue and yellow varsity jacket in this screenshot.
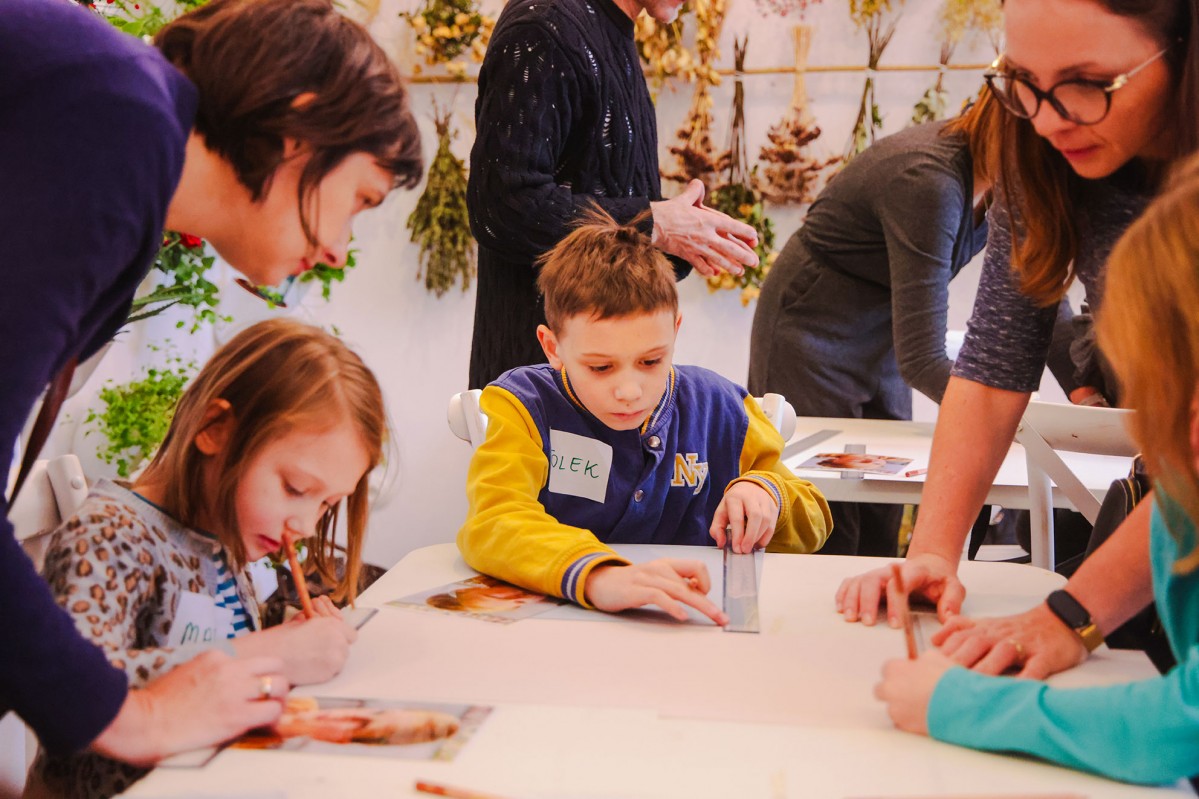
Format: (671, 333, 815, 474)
(458, 364, 832, 606)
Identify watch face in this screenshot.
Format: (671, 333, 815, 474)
(1048, 589, 1091, 628)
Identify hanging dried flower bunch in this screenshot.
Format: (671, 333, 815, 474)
(752, 0, 823, 18)
(402, 0, 495, 79)
(705, 37, 777, 306)
(912, 0, 1002, 123)
(407, 107, 476, 297)
(846, 0, 905, 158)
(756, 25, 840, 205)
(635, 0, 724, 96)
(660, 0, 727, 186)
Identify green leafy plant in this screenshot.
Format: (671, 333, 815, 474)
(83, 0, 210, 38)
(251, 248, 359, 308)
(127, 232, 228, 332)
(85, 350, 196, 478)
(407, 107, 476, 297)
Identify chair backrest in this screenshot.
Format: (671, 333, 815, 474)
(1015, 401, 1136, 569)
(447, 390, 797, 447)
(756, 393, 796, 441)
(447, 389, 488, 448)
(9, 454, 89, 572)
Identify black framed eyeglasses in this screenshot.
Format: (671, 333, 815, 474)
(984, 46, 1170, 126)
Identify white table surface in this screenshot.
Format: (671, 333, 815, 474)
(126, 544, 1191, 799)
(783, 416, 1134, 511)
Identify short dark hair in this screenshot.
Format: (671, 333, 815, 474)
(156, 0, 423, 246)
(537, 204, 678, 334)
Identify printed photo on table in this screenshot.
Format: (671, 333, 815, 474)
(798, 452, 913, 475)
(233, 696, 492, 761)
(386, 574, 565, 624)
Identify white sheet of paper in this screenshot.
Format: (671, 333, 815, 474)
(168, 591, 235, 648)
(548, 429, 612, 503)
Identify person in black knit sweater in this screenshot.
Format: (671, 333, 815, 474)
(466, 0, 759, 388)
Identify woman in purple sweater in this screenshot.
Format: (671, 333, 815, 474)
(0, 0, 420, 768)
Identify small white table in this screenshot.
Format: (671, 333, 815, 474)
(783, 416, 1135, 566)
(126, 544, 1191, 799)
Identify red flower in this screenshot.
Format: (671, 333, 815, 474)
(179, 233, 204, 249)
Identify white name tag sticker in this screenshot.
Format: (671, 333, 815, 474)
(548, 429, 612, 503)
(169, 591, 235, 648)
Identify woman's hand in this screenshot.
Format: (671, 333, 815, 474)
(873, 650, 956, 735)
(584, 560, 729, 625)
(933, 603, 1089, 678)
(835, 553, 965, 626)
(710, 481, 779, 554)
(91, 652, 288, 765)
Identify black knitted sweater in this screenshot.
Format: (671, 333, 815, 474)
(466, 0, 687, 388)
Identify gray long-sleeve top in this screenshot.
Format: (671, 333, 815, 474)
(798, 121, 987, 401)
(953, 168, 1150, 392)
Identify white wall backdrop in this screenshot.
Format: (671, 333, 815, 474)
(35, 0, 1076, 572)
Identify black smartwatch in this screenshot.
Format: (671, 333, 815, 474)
(1046, 589, 1104, 652)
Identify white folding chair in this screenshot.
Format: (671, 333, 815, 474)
(447, 389, 488, 448)
(447, 389, 796, 447)
(2, 454, 89, 797)
(1014, 401, 1137, 569)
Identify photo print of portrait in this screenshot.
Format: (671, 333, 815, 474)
(797, 452, 913, 475)
(233, 696, 492, 761)
(386, 574, 565, 624)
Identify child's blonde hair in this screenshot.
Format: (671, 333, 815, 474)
(537, 204, 678, 334)
(1097, 154, 1199, 573)
(139, 319, 385, 602)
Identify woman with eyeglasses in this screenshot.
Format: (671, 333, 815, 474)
(839, 0, 1198, 769)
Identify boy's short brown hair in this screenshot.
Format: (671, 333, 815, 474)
(537, 204, 678, 333)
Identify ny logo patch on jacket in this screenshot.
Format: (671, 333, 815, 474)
(671, 453, 709, 495)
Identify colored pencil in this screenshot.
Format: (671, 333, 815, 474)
(282, 526, 315, 620)
(890, 563, 918, 659)
(415, 780, 514, 799)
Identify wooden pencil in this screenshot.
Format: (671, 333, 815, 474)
(890, 563, 918, 659)
(282, 526, 315, 620)
(414, 780, 514, 799)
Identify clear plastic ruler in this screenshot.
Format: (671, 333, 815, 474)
(723, 546, 760, 633)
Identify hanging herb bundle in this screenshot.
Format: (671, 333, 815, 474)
(911, 0, 1001, 123)
(635, 12, 694, 95)
(402, 0, 495, 79)
(846, 0, 905, 158)
(407, 107, 476, 297)
(661, 0, 727, 186)
(756, 25, 840, 205)
(126, 231, 228, 332)
(752, 0, 823, 17)
(635, 0, 724, 95)
(705, 38, 777, 306)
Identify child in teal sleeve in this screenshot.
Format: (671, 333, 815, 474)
(874, 157, 1199, 785)
(459, 206, 831, 623)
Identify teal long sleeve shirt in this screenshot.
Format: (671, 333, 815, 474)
(927, 492, 1199, 784)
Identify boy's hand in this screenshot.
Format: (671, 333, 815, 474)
(710, 481, 779, 554)
(584, 560, 729, 625)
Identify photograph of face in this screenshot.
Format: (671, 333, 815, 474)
(386, 574, 565, 624)
(798, 452, 913, 475)
(233, 696, 491, 761)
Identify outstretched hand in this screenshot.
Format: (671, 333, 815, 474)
(585, 559, 729, 625)
(834, 553, 965, 626)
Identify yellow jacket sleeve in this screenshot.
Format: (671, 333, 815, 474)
(727, 396, 833, 554)
(457, 386, 629, 605)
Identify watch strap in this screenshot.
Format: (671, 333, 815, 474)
(1046, 589, 1104, 652)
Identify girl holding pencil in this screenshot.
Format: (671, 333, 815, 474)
(875, 157, 1199, 785)
(29, 319, 386, 798)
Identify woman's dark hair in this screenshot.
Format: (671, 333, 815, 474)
(998, 0, 1198, 307)
(156, 0, 423, 246)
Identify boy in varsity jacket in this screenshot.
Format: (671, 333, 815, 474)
(458, 207, 832, 623)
